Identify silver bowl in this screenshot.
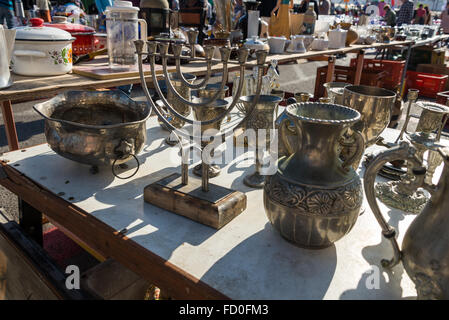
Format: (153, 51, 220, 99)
(34, 90, 151, 167)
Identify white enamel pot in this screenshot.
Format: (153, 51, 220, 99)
(12, 18, 75, 76)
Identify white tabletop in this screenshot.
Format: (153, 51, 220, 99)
(2, 116, 430, 300)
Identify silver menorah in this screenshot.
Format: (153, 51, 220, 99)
(133, 30, 272, 229)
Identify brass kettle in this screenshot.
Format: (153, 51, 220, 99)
(364, 141, 449, 299)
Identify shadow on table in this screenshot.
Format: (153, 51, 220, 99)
(340, 207, 418, 300)
(92, 164, 217, 250)
(226, 152, 256, 193)
(200, 223, 337, 300)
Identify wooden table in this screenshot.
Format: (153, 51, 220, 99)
(0, 39, 424, 152)
(2, 113, 441, 299)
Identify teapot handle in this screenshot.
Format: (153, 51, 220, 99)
(363, 142, 425, 269)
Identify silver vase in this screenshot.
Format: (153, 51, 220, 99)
(265, 102, 364, 248)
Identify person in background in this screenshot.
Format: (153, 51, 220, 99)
(205, 0, 212, 25)
(384, 4, 396, 27)
(424, 5, 431, 24)
(269, 0, 293, 38)
(378, 0, 385, 17)
(318, 0, 329, 15)
(234, 0, 244, 22)
(415, 3, 426, 24)
(0, 0, 15, 28)
(37, 0, 52, 22)
(440, 1, 449, 33)
(396, 0, 414, 26)
(259, 0, 277, 18)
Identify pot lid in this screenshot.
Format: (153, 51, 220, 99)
(105, 1, 140, 13)
(45, 17, 95, 35)
(15, 18, 74, 41)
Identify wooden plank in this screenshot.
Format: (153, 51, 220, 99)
(144, 173, 247, 230)
(0, 162, 230, 300)
(0, 39, 423, 103)
(0, 210, 88, 300)
(0, 65, 232, 103)
(325, 56, 336, 84)
(18, 199, 43, 246)
(354, 50, 365, 86)
(1, 100, 19, 151)
(81, 259, 150, 300)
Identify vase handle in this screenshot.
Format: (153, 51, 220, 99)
(339, 129, 365, 172)
(363, 141, 425, 269)
(279, 117, 297, 156)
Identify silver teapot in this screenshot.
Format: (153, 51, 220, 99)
(364, 141, 449, 299)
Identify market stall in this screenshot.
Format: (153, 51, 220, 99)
(1, 0, 449, 301)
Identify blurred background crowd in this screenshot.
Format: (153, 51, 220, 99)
(1, 0, 449, 33)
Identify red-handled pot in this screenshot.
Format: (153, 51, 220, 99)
(45, 16, 97, 56)
(12, 18, 75, 76)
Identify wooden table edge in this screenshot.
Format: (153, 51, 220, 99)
(0, 160, 230, 300)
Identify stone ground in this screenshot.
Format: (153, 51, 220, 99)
(0, 52, 427, 222)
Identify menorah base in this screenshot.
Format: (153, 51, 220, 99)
(193, 163, 221, 178)
(144, 173, 247, 229)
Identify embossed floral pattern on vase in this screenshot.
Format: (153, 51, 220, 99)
(263, 102, 363, 248)
(265, 174, 363, 216)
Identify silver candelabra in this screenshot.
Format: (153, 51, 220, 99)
(133, 30, 274, 228)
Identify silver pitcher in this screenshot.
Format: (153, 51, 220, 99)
(265, 102, 364, 248)
(364, 141, 449, 299)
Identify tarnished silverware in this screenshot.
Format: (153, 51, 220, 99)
(365, 142, 449, 299)
(265, 102, 364, 248)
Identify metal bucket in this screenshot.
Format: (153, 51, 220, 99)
(34, 90, 150, 168)
(343, 85, 396, 147)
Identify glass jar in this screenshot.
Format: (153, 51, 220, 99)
(105, 1, 147, 69)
